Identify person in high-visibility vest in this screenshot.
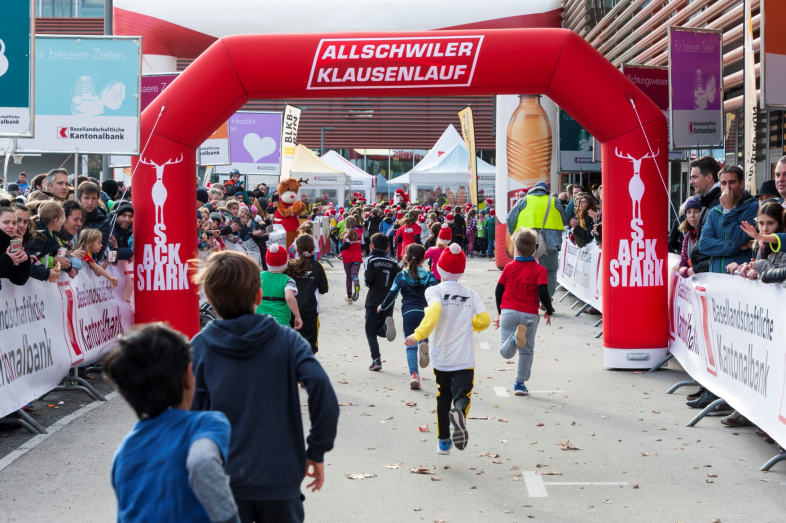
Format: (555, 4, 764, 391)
(505, 181, 566, 297)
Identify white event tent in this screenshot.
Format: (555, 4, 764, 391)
(394, 125, 496, 206)
(289, 145, 351, 207)
(320, 150, 377, 202)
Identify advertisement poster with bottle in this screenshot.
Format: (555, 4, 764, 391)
(15, 36, 142, 155)
(215, 111, 281, 175)
(668, 27, 724, 149)
(0, 0, 34, 137)
(762, 0, 786, 108)
(558, 109, 601, 173)
(494, 95, 558, 265)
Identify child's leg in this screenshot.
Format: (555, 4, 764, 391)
(434, 369, 453, 441)
(350, 262, 361, 295)
(365, 307, 383, 361)
(403, 310, 424, 375)
(498, 309, 522, 359)
(343, 263, 353, 296)
(516, 313, 540, 383)
(450, 368, 474, 416)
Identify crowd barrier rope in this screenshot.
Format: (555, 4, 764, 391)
(0, 263, 134, 419)
(667, 254, 786, 452)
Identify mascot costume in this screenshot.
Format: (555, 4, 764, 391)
(275, 177, 308, 248)
(394, 188, 411, 207)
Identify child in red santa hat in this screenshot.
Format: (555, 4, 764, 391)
(405, 243, 490, 455)
(424, 224, 452, 282)
(256, 244, 303, 328)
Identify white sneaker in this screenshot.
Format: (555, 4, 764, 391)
(418, 342, 430, 368)
(410, 372, 421, 390)
(385, 316, 396, 342)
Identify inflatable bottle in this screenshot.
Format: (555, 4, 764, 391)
(456, 186, 467, 207)
(445, 188, 456, 206)
(502, 95, 552, 258)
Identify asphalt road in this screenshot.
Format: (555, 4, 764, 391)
(0, 258, 783, 523)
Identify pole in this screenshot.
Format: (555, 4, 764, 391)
(387, 149, 391, 202)
(74, 153, 79, 201)
(320, 128, 324, 156)
(101, 0, 114, 182)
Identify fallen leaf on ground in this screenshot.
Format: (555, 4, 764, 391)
(346, 473, 377, 480)
(633, 485, 639, 489)
(706, 479, 714, 483)
(633, 371, 644, 374)
(707, 473, 717, 477)
(338, 402, 356, 406)
(431, 477, 442, 481)
(492, 460, 503, 464)
(360, 413, 372, 416)
(505, 510, 513, 514)
(537, 471, 563, 475)
(476, 470, 484, 475)
(410, 467, 435, 475)
(433, 519, 446, 523)
(405, 401, 416, 407)
(559, 440, 579, 451)
(536, 422, 545, 427)
(498, 418, 508, 422)
(386, 464, 403, 469)
(602, 500, 611, 504)
(651, 410, 660, 414)
(468, 416, 489, 420)
(641, 453, 648, 456)
(571, 421, 576, 426)
(385, 416, 394, 420)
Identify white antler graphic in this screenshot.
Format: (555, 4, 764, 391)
(140, 154, 184, 233)
(615, 147, 659, 222)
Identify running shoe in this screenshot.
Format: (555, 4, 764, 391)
(686, 390, 717, 409)
(686, 386, 706, 400)
(352, 283, 360, 302)
(515, 324, 528, 348)
(514, 381, 528, 396)
(720, 411, 751, 427)
(437, 439, 452, 455)
(345, 296, 353, 304)
(410, 372, 421, 390)
(369, 359, 382, 371)
(22, 403, 35, 413)
(449, 407, 468, 450)
(418, 341, 430, 368)
(385, 316, 396, 342)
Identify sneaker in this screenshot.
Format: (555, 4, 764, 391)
(21, 403, 35, 413)
(369, 359, 382, 371)
(345, 296, 353, 304)
(385, 316, 396, 342)
(705, 401, 733, 416)
(720, 410, 751, 427)
(686, 386, 706, 400)
(418, 341, 430, 368)
(686, 390, 718, 409)
(449, 407, 468, 450)
(514, 381, 528, 396)
(352, 283, 360, 302)
(410, 372, 421, 389)
(515, 324, 528, 348)
(437, 439, 452, 455)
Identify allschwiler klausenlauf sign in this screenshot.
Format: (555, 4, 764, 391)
(307, 36, 484, 90)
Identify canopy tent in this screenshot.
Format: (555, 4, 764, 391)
(399, 142, 496, 206)
(289, 144, 350, 207)
(320, 150, 377, 202)
(410, 124, 466, 171)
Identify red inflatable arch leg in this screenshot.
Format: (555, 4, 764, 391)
(132, 29, 668, 368)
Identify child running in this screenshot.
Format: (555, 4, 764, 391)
(424, 224, 452, 282)
(284, 234, 329, 353)
(256, 243, 303, 329)
(78, 228, 119, 287)
(364, 233, 400, 371)
(339, 215, 363, 303)
(379, 244, 437, 389)
(105, 324, 239, 523)
(493, 228, 554, 396)
(394, 214, 421, 261)
(405, 244, 490, 455)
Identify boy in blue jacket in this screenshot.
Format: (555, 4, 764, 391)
(191, 251, 339, 523)
(697, 166, 758, 274)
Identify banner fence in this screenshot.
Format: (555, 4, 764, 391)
(556, 235, 603, 311)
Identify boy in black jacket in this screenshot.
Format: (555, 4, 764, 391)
(191, 251, 339, 523)
(363, 233, 400, 371)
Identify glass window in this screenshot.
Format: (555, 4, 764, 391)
(37, 0, 104, 18)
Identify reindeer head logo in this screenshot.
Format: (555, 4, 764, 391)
(140, 154, 184, 237)
(615, 148, 659, 222)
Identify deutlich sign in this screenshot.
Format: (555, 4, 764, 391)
(307, 36, 483, 90)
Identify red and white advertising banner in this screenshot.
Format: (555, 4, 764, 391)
(556, 235, 602, 312)
(0, 263, 134, 418)
(762, 0, 786, 108)
(668, 255, 786, 448)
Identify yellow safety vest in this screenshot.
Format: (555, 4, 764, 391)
(515, 194, 564, 231)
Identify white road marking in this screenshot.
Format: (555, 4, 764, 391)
(493, 387, 510, 397)
(523, 471, 549, 497)
(479, 341, 491, 350)
(527, 391, 567, 393)
(543, 482, 629, 486)
(0, 391, 120, 473)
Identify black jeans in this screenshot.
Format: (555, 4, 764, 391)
(237, 496, 304, 523)
(365, 306, 393, 360)
(434, 368, 474, 440)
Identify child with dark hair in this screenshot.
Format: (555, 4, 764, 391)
(339, 215, 363, 303)
(191, 251, 339, 523)
(379, 243, 436, 389)
(105, 323, 239, 523)
(285, 234, 329, 353)
(737, 201, 786, 280)
(363, 233, 400, 371)
(0, 207, 30, 290)
(493, 228, 554, 396)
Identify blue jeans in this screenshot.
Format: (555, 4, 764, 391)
(403, 309, 426, 375)
(486, 239, 495, 256)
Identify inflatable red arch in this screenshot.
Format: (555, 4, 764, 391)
(132, 29, 669, 367)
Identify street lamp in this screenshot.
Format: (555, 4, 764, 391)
(320, 127, 335, 156)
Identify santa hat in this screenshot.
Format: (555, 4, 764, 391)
(266, 244, 288, 272)
(465, 203, 473, 210)
(485, 198, 493, 205)
(445, 213, 455, 224)
(443, 205, 451, 212)
(396, 210, 404, 219)
(489, 209, 496, 217)
(424, 205, 432, 212)
(437, 243, 466, 281)
(417, 214, 426, 223)
(438, 223, 452, 242)
(339, 207, 345, 213)
(328, 202, 335, 207)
